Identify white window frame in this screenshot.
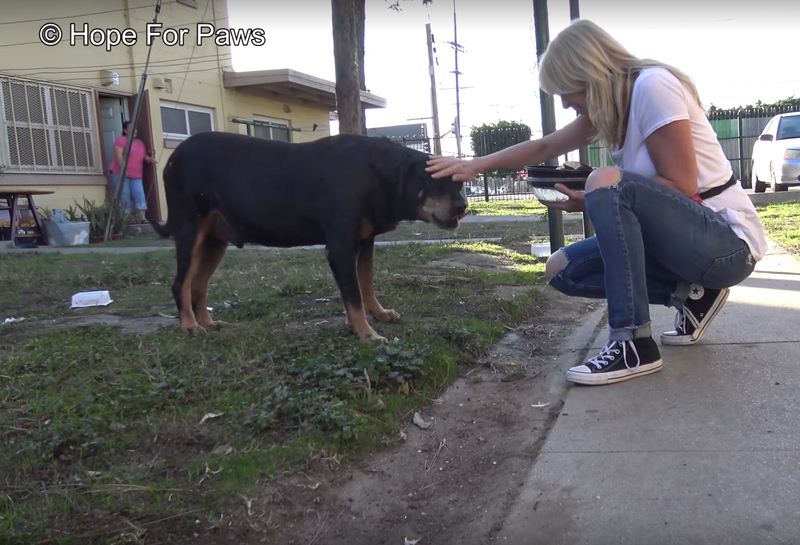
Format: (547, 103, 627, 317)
(0, 76, 100, 174)
(160, 101, 214, 140)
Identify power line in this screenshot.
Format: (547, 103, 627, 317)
(150, 0, 213, 168)
(169, 0, 211, 118)
(2, 54, 233, 78)
(51, 64, 233, 84)
(0, 1, 178, 25)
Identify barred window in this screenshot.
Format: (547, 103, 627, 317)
(0, 77, 99, 174)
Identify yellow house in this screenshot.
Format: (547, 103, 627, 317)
(0, 0, 385, 229)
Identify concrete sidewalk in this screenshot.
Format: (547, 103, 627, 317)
(498, 239, 800, 544)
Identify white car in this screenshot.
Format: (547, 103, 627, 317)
(751, 111, 800, 192)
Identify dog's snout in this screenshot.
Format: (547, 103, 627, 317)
(454, 200, 467, 215)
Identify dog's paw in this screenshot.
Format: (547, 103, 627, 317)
(372, 308, 401, 323)
(182, 323, 207, 336)
(198, 319, 228, 331)
(358, 329, 388, 343)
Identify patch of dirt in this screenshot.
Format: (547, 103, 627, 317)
(429, 252, 518, 273)
(56, 313, 177, 334)
(202, 289, 602, 545)
(493, 285, 535, 301)
(0, 313, 176, 343)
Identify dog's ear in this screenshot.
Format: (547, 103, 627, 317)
(370, 139, 415, 195)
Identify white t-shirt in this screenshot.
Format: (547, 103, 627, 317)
(610, 67, 768, 260)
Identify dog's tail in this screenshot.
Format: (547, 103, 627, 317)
(149, 219, 171, 238)
(149, 153, 177, 238)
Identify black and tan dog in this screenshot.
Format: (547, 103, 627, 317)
(151, 132, 467, 341)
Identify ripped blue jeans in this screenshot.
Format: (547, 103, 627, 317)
(548, 171, 755, 341)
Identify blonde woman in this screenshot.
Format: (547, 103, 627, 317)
(426, 19, 767, 386)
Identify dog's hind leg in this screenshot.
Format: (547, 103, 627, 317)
(172, 234, 198, 333)
(174, 215, 216, 334)
(191, 216, 228, 330)
(357, 238, 400, 323)
(327, 242, 386, 342)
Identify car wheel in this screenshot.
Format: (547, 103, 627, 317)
(770, 164, 788, 192)
(751, 163, 767, 193)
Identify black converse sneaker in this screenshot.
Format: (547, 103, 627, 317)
(661, 286, 730, 346)
(566, 337, 663, 386)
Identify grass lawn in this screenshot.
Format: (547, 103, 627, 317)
(467, 198, 547, 216)
(0, 234, 549, 543)
(756, 201, 800, 255)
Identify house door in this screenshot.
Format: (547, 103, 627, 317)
(98, 96, 128, 185)
(97, 93, 160, 220)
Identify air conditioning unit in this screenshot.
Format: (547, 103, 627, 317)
(100, 70, 119, 86)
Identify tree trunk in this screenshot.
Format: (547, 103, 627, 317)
(354, 0, 367, 134)
(331, 0, 365, 135)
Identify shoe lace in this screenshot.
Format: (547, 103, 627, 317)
(674, 304, 701, 334)
(587, 340, 641, 370)
(673, 308, 688, 334)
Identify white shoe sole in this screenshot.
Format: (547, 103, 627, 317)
(566, 359, 664, 386)
(660, 288, 730, 346)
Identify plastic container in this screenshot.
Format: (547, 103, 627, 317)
(43, 220, 91, 246)
(70, 290, 113, 308)
(526, 164, 591, 203)
(531, 186, 569, 202)
(530, 242, 552, 257)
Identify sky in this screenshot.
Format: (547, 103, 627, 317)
(227, 0, 800, 156)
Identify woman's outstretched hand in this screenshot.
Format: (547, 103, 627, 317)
(540, 183, 586, 212)
(426, 156, 480, 182)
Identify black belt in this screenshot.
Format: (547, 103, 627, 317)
(697, 174, 737, 200)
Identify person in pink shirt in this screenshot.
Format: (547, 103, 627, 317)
(108, 121, 156, 224)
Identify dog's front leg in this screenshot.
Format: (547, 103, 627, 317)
(357, 238, 400, 323)
(327, 244, 386, 342)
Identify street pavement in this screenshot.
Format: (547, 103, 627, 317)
(498, 238, 800, 544)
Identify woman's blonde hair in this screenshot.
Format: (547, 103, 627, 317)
(538, 19, 701, 148)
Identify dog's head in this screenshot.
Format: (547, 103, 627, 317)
(371, 139, 467, 229)
(414, 166, 468, 229)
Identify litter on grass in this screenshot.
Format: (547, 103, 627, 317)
(70, 290, 113, 308)
(3, 317, 25, 325)
(199, 412, 224, 425)
(412, 412, 433, 430)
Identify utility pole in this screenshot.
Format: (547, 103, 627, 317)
(569, 0, 594, 237)
(105, 0, 162, 241)
(532, 0, 564, 252)
(426, 22, 442, 156)
(570, 0, 585, 169)
(448, 0, 464, 157)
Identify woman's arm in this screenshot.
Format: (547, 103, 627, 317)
(113, 144, 124, 167)
(427, 114, 594, 181)
(645, 119, 698, 197)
